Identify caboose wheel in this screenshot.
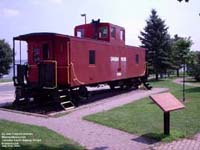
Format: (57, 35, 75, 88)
(109, 83, 115, 90)
(78, 86, 88, 98)
(120, 85, 125, 90)
(70, 89, 81, 107)
(125, 83, 133, 90)
(132, 79, 142, 89)
(14, 87, 21, 103)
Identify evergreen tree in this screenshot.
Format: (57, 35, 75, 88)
(0, 39, 12, 78)
(139, 9, 172, 80)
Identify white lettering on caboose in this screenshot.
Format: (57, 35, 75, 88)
(110, 56, 119, 62)
(121, 57, 127, 62)
(117, 72, 122, 76)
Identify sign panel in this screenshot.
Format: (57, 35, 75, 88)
(150, 92, 185, 112)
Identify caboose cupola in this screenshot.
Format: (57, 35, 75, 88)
(74, 19, 125, 46)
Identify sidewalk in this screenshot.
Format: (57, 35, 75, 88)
(148, 133, 200, 150)
(173, 78, 200, 87)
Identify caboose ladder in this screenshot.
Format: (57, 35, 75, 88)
(58, 89, 75, 110)
(60, 101, 75, 110)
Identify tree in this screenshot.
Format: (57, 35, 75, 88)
(177, 0, 189, 2)
(139, 9, 172, 80)
(187, 51, 200, 81)
(171, 36, 192, 77)
(177, 0, 200, 16)
(0, 39, 12, 78)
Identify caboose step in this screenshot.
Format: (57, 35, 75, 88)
(144, 83, 152, 90)
(60, 95, 67, 99)
(141, 78, 152, 90)
(60, 101, 75, 110)
(58, 89, 64, 92)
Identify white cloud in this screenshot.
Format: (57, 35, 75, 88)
(0, 8, 20, 17)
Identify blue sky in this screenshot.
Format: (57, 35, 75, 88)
(0, 0, 200, 59)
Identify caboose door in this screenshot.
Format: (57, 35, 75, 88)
(38, 41, 57, 88)
(54, 39, 70, 85)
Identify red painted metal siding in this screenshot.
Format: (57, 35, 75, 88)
(69, 37, 145, 87)
(23, 32, 145, 87)
(70, 38, 113, 86)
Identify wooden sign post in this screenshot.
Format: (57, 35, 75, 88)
(150, 92, 185, 135)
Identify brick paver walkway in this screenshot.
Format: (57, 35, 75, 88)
(148, 133, 200, 150)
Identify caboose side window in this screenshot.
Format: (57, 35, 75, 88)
(120, 30, 125, 41)
(43, 43, 49, 60)
(99, 26, 108, 38)
(89, 50, 95, 64)
(77, 29, 84, 38)
(111, 27, 116, 38)
(33, 48, 40, 63)
(136, 54, 139, 64)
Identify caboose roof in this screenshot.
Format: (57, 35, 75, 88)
(14, 32, 69, 41)
(13, 31, 145, 50)
(75, 22, 125, 30)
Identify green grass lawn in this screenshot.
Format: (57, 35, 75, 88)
(84, 79, 200, 142)
(0, 79, 12, 83)
(0, 119, 84, 150)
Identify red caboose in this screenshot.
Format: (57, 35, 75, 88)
(13, 20, 149, 108)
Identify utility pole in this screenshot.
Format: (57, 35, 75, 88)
(81, 14, 87, 24)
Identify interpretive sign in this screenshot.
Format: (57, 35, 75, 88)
(150, 92, 185, 135)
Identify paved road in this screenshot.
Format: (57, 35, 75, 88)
(0, 82, 14, 92)
(0, 82, 14, 105)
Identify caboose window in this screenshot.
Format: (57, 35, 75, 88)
(111, 27, 116, 38)
(77, 29, 84, 38)
(43, 43, 49, 60)
(99, 26, 108, 38)
(89, 50, 95, 64)
(136, 54, 139, 64)
(120, 30, 125, 41)
(33, 48, 40, 63)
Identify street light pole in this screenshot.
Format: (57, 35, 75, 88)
(183, 58, 186, 102)
(81, 14, 87, 24)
